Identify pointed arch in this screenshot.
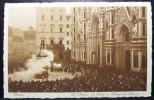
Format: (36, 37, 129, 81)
(119, 24, 130, 41)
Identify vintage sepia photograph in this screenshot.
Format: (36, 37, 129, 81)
(4, 2, 152, 98)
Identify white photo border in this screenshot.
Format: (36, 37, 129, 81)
(4, 2, 152, 98)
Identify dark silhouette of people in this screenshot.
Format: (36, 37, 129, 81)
(9, 62, 146, 92)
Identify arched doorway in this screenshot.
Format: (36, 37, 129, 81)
(119, 25, 130, 42)
(91, 16, 100, 64)
(116, 24, 131, 71)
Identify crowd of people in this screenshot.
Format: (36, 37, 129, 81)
(9, 63, 146, 92)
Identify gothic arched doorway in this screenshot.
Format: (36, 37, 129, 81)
(91, 16, 100, 64)
(119, 25, 130, 42)
(116, 24, 131, 71)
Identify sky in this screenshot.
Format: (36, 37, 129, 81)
(8, 7, 36, 30)
(8, 7, 71, 31)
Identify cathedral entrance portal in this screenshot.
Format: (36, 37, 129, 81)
(115, 25, 131, 71)
(91, 16, 100, 65)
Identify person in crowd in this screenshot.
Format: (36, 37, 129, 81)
(9, 63, 146, 92)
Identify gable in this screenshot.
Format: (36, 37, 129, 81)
(115, 7, 133, 33)
(117, 7, 131, 25)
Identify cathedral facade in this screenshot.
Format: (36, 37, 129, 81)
(71, 7, 147, 72)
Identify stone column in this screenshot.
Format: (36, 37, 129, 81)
(90, 37, 93, 64)
(110, 49, 112, 65)
(138, 51, 142, 70)
(131, 50, 134, 69)
(105, 49, 107, 64)
(86, 39, 89, 64)
(99, 34, 103, 66)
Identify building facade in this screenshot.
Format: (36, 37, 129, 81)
(36, 7, 72, 53)
(71, 7, 147, 72)
(71, 7, 87, 63)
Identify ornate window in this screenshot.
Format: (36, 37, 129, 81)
(107, 52, 110, 64)
(74, 36, 75, 42)
(60, 16, 62, 21)
(84, 23, 86, 30)
(67, 24, 69, 28)
(84, 10, 86, 18)
(74, 50, 76, 58)
(67, 32, 69, 36)
(142, 23, 146, 36)
(74, 16, 75, 23)
(111, 13, 115, 24)
(142, 7, 146, 17)
(59, 40, 63, 45)
(60, 27, 62, 32)
(74, 27, 75, 33)
(51, 16, 53, 21)
(84, 34, 86, 41)
(84, 50, 86, 59)
(67, 41, 70, 45)
(50, 27, 53, 32)
(111, 28, 114, 39)
(50, 39, 54, 45)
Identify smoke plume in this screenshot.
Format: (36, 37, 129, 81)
(9, 49, 54, 80)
